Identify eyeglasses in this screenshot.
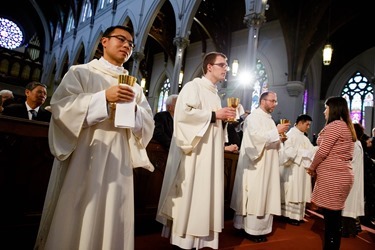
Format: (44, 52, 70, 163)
(106, 35, 135, 48)
(212, 63, 230, 70)
(264, 99, 278, 105)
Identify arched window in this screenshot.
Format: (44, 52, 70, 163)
(0, 17, 23, 49)
(250, 59, 269, 111)
(54, 23, 62, 42)
(341, 71, 373, 126)
(81, 0, 92, 22)
(157, 78, 171, 112)
(66, 10, 75, 33)
(98, 0, 113, 11)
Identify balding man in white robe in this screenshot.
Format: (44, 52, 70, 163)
(230, 91, 289, 243)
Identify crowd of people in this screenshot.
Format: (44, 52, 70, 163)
(1, 24, 375, 250)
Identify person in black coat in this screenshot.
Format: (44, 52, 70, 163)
(2, 81, 51, 122)
(225, 108, 250, 151)
(152, 94, 178, 150)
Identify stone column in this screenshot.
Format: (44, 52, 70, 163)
(130, 51, 145, 79)
(241, 6, 267, 110)
(170, 37, 189, 94)
(286, 80, 305, 117)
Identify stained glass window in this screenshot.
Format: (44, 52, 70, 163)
(157, 78, 171, 112)
(81, 0, 92, 22)
(251, 59, 268, 111)
(341, 71, 373, 127)
(66, 10, 75, 33)
(0, 17, 23, 49)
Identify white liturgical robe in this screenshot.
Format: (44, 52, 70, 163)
(230, 107, 281, 235)
(35, 59, 154, 250)
(280, 126, 317, 220)
(156, 77, 226, 249)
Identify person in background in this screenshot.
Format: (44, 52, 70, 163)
(230, 91, 290, 243)
(353, 123, 375, 230)
(341, 123, 365, 238)
(156, 51, 236, 249)
(152, 94, 178, 150)
(34, 25, 154, 250)
(280, 114, 317, 226)
(0, 89, 14, 110)
(307, 96, 356, 250)
(2, 82, 51, 122)
(225, 104, 249, 151)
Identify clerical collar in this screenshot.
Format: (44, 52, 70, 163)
(99, 57, 125, 74)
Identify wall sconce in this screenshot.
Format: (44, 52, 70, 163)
(322, 43, 333, 66)
(140, 78, 148, 94)
(232, 59, 239, 76)
(141, 78, 146, 88)
(178, 70, 184, 87)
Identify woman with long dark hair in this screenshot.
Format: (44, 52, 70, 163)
(307, 96, 356, 249)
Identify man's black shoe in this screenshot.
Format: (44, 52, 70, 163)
(246, 234, 267, 243)
(289, 219, 300, 226)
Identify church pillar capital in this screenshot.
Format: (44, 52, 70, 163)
(286, 81, 305, 97)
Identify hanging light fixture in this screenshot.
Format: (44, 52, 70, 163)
(322, 2, 333, 66)
(232, 59, 239, 76)
(323, 44, 333, 65)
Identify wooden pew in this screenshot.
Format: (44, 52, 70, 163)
(0, 115, 54, 248)
(0, 116, 239, 243)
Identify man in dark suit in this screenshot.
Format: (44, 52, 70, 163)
(2, 81, 51, 122)
(225, 108, 250, 151)
(152, 94, 178, 150)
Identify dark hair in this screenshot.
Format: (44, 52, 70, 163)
(325, 96, 357, 141)
(98, 25, 134, 51)
(295, 114, 312, 124)
(102, 25, 134, 38)
(25, 81, 47, 91)
(353, 123, 366, 140)
(202, 52, 227, 74)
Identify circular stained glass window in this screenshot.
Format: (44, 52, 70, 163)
(0, 17, 24, 49)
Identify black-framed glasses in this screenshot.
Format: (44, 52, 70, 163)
(212, 63, 230, 70)
(106, 35, 135, 48)
(264, 99, 278, 105)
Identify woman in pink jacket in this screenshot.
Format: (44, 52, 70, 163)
(307, 96, 356, 250)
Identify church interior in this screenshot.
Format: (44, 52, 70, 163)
(1, 0, 375, 249)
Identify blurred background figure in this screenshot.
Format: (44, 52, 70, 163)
(341, 123, 365, 238)
(0, 89, 14, 112)
(152, 94, 178, 150)
(2, 82, 51, 122)
(225, 104, 250, 151)
(354, 123, 375, 229)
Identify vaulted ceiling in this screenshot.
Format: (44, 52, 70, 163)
(1, 0, 374, 98)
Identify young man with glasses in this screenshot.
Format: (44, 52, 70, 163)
(35, 25, 154, 250)
(231, 91, 289, 243)
(157, 52, 236, 249)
